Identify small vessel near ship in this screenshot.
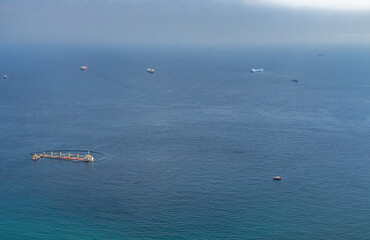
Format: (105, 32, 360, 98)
(147, 68, 155, 73)
(80, 65, 88, 71)
(32, 151, 94, 162)
(251, 68, 263, 73)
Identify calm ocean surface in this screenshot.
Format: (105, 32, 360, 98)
(0, 45, 370, 239)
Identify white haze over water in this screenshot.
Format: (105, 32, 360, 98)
(0, 0, 369, 46)
(246, 0, 370, 11)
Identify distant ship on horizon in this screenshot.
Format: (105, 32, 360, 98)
(147, 68, 155, 73)
(80, 65, 88, 71)
(251, 68, 263, 73)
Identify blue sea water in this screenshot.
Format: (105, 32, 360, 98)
(0, 44, 370, 239)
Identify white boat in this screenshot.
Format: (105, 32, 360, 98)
(80, 65, 88, 71)
(3, 75, 8, 79)
(147, 68, 155, 73)
(251, 68, 263, 73)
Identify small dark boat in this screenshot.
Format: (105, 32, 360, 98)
(273, 176, 282, 180)
(291, 79, 298, 83)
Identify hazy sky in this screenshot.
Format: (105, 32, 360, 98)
(0, 0, 369, 46)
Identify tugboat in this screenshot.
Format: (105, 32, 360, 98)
(273, 176, 282, 180)
(32, 154, 40, 161)
(3, 75, 8, 79)
(80, 65, 88, 71)
(147, 68, 155, 73)
(251, 68, 263, 73)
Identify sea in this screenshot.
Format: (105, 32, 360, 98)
(0, 44, 369, 239)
